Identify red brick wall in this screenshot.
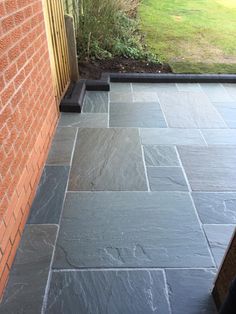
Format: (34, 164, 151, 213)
(0, 0, 59, 296)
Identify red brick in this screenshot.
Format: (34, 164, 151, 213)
(1, 14, 15, 33)
(5, 0, 17, 14)
(7, 231, 21, 269)
(0, 266, 9, 297)
(4, 63, 17, 82)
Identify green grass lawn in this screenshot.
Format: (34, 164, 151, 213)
(138, 0, 236, 73)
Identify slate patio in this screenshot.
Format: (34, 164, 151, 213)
(1, 83, 236, 313)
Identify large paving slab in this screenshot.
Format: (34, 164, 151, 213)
(166, 269, 217, 314)
(201, 129, 236, 145)
(110, 83, 132, 93)
(83, 91, 109, 113)
(53, 192, 213, 269)
(158, 91, 226, 128)
(176, 83, 202, 92)
(68, 128, 147, 191)
(0, 225, 57, 314)
(221, 84, 236, 101)
(178, 146, 236, 191)
(192, 192, 236, 224)
(132, 83, 178, 92)
(109, 102, 167, 128)
(213, 102, 236, 128)
(200, 83, 233, 102)
(143, 145, 179, 167)
(147, 167, 188, 191)
(204, 224, 235, 267)
(28, 166, 69, 224)
(46, 270, 171, 314)
(140, 128, 206, 145)
(46, 127, 77, 165)
(58, 113, 108, 128)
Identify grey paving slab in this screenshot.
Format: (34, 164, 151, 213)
(46, 270, 170, 314)
(176, 83, 202, 92)
(83, 91, 108, 113)
(68, 128, 147, 191)
(143, 145, 179, 167)
(201, 83, 233, 102)
(140, 128, 206, 145)
(204, 224, 235, 267)
(110, 92, 133, 103)
(222, 84, 236, 101)
(109, 102, 167, 128)
(0, 225, 57, 314)
(133, 92, 158, 102)
(58, 113, 108, 128)
(132, 83, 178, 93)
(46, 127, 77, 165)
(147, 167, 188, 191)
(192, 192, 236, 224)
(202, 129, 236, 145)
(53, 192, 214, 269)
(28, 166, 69, 224)
(166, 269, 217, 314)
(158, 91, 226, 128)
(178, 146, 236, 191)
(213, 102, 236, 128)
(110, 83, 132, 93)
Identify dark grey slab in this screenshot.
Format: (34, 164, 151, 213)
(140, 128, 205, 145)
(143, 145, 179, 167)
(110, 83, 132, 93)
(166, 269, 217, 314)
(201, 129, 236, 145)
(221, 84, 236, 101)
(201, 83, 233, 102)
(213, 102, 236, 128)
(110, 92, 133, 103)
(28, 166, 69, 224)
(83, 91, 108, 113)
(46, 270, 171, 314)
(58, 113, 108, 128)
(158, 91, 226, 128)
(68, 128, 147, 191)
(132, 83, 178, 93)
(46, 127, 77, 165)
(53, 192, 213, 268)
(204, 224, 235, 267)
(0, 225, 57, 314)
(178, 146, 236, 191)
(176, 83, 202, 92)
(192, 192, 236, 224)
(133, 92, 158, 102)
(109, 102, 167, 128)
(147, 167, 188, 191)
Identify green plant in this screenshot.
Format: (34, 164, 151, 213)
(76, 0, 158, 63)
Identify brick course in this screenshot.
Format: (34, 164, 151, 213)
(0, 0, 59, 296)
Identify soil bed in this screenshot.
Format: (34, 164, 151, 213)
(78, 57, 172, 80)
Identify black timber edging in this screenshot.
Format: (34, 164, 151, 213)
(59, 73, 236, 112)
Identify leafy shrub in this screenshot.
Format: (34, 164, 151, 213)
(77, 0, 158, 63)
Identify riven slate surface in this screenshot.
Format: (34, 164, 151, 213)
(110, 83, 132, 93)
(109, 102, 167, 128)
(132, 83, 178, 93)
(192, 192, 236, 224)
(143, 145, 179, 167)
(201, 129, 236, 145)
(158, 91, 226, 128)
(0, 225, 57, 314)
(200, 83, 233, 102)
(68, 128, 147, 191)
(83, 91, 108, 113)
(28, 166, 69, 224)
(176, 83, 202, 92)
(147, 167, 188, 191)
(58, 113, 108, 128)
(204, 224, 235, 267)
(46, 127, 77, 165)
(166, 269, 217, 314)
(46, 270, 171, 314)
(53, 192, 213, 269)
(140, 128, 206, 145)
(178, 146, 236, 191)
(222, 83, 236, 100)
(213, 102, 236, 128)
